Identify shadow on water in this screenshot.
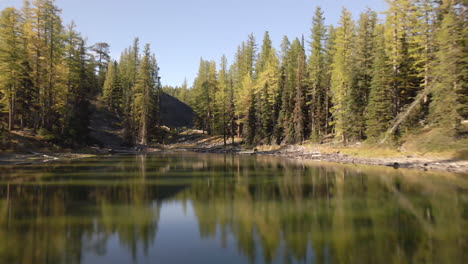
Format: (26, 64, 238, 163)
(0, 152, 467, 264)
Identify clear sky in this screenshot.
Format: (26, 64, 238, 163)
(0, 0, 387, 87)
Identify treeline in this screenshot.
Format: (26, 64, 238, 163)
(0, 0, 105, 145)
(178, 0, 466, 146)
(0, 0, 162, 146)
(102, 39, 162, 145)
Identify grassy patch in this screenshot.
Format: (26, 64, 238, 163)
(401, 128, 468, 160)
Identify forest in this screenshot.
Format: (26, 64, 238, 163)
(0, 0, 161, 148)
(166, 0, 467, 147)
(0, 0, 467, 150)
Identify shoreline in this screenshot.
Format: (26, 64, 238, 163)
(172, 144, 468, 174)
(1, 145, 467, 174)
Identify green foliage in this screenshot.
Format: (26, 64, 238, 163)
(366, 25, 394, 139)
(0, 1, 99, 146)
(429, 5, 467, 131)
(132, 44, 161, 145)
(351, 9, 377, 139)
(245, 92, 257, 146)
(0, 0, 465, 148)
(181, 1, 464, 147)
(330, 8, 355, 143)
(308, 7, 327, 141)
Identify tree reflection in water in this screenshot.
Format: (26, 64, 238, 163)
(0, 153, 466, 264)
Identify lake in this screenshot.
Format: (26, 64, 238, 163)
(0, 152, 466, 264)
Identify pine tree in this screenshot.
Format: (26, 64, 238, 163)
(227, 68, 236, 145)
(230, 35, 257, 137)
(244, 33, 257, 79)
(256, 51, 279, 144)
(293, 47, 307, 144)
(275, 39, 304, 143)
(102, 61, 115, 107)
(235, 72, 253, 137)
(132, 44, 159, 145)
(0, 7, 30, 130)
(216, 55, 229, 144)
(91, 42, 110, 93)
(322, 25, 336, 137)
(36, 0, 64, 130)
(102, 60, 122, 113)
(63, 30, 93, 144)
(429, 4, 467, 131)
(384, 0, 420, 120)
(207, 60, 217, 135)
(366, 25, 394, 139)
(192, 59, 216, 134)
(252, 32, 278, 144)
(330, 8, 355, 143)
(272, 36, 290, 143)
(351, 9, 377, 139)
(411, 0, 437, 95)
(119, 38, 139, 142)
(308, 7, 327, 141)
(255, 31, 272, 75)
(245, 91, 257, 146)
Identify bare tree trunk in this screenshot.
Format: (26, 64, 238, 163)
(8, 97, 13, 131)
(223, 113, 226, 147)
(380, 76, 438, 144)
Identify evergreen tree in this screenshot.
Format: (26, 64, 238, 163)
(411, 0, 437, 95)
(63, 29, 93, 144)
(215, 55, 229, 144)
(275, 36, 291, 143)
(351, 9, 377, 139)
(244, 33, 257, 79)
(286, 39, 305, 143)
(384, 0, 420, 120)
(322, 25, 336, 137)
(293, 47, 307, 144)
(253, 32, 278, 144)
(330, 8, 355, 143)
(102, 60, 122, 114)
(245, 91, 257, 146)
(256, 51, 279, 144)
(366, 25, 394, 139)
(91, 42, 110, 93)
(35, 0, 64, 130)
(119, 38, 140, 142)
(132, 43, 160, 145)
(255, 31, 272, 74)
(192, 59, 217, 134)
(429, 4, 467, 131)
(308, 7, 327, 141)
(0, 7, 30, 130)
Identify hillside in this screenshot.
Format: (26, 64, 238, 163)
(160, 93, 194, 129)
(88, 93, 193, 149)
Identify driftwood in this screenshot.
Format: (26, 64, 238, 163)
(380, 76, 439, 144)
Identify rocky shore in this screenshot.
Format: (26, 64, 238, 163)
(174, 144, 468, 174)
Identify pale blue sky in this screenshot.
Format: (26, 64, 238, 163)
(0, 0, 387, 87)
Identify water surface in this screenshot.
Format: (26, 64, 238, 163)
(0, 152, 467, 264)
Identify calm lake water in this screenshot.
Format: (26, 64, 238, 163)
(0, 152, 466, 264)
